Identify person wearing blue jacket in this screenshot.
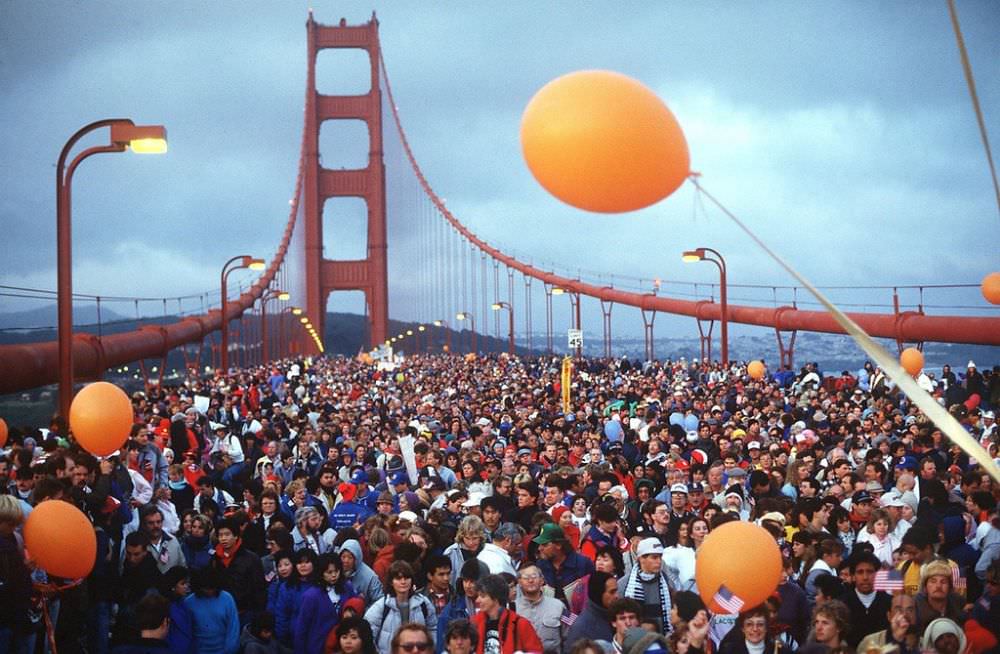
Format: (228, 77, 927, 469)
(294, 552, 357, 654)
(183, 567, 240, 654)
(159, 566, 194, 654)
(272, 549, 316, 646)
(435, 559, 487, 653)
(328, 482, 373, 531)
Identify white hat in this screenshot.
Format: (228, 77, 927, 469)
(636, 538, 664, 557)
(921, 618, 966, 653)
(881, 495, 906, 508)
(669, 483, 688, 495)
(968, 360, 976, 368)
(983, 411, 995, 420)
(462, 492, 484, 508)
(747, 440, 761, 450)
(398, 510, 419, 523)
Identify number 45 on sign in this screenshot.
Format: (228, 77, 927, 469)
(567, 329, 583, 349)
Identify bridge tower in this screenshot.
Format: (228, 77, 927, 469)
(302, 13, 389, 351)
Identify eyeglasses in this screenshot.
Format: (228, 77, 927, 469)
(519, 573, 541, 580)
(398, 642, 431, 652)
(744, 620, 767, 629)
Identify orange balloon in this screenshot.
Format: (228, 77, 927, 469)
(900, 347, 924, 376)
(982, 272, 1000, 305)
(24, 500, 96, 579)
(747, 360, 766, 380)
(521, 70, 690, 213)
(69, 381, 134, 456)
(696, 521, 781, 613)
(0, 418, 7, 448)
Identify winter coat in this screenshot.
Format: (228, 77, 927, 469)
(184, 590, 240, 654)
(295, 582, 358, 654)
(566, 598, 613, 646)
(210, 542, 266, 614)
(181, 535, 213, 571)
(435, 594, 475, 653)
(338, 539, 383, 606)
(166, 597, 194, 654)
(272, 580, 314, 645)
(470, 608, 543, 654)
(364, 593, 438, 653)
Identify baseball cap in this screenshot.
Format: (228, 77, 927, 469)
(398, 510, 418, 523)
(390, 471, 409, 486)
(517, 447, 532, 457)
(669, 483, 689, 495)
(423, 477, 446, 491)
(747, 440, 761, 450)
(636, 538, 665, 557)
(350, 469, 367, 485)
(532, 523, 566, 545)
(853, 491, 874, 504)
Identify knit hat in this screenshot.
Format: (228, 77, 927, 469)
(338, 482, 357, 503)
(921, 618, 966, 654)
(341, 595, 365, 618)
(919, 560, 953, 591)
(622, 626, 671, 654)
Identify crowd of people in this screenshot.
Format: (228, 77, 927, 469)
(1, 352, 999, 654)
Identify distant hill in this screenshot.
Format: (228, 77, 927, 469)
(0, 304, 130, 330)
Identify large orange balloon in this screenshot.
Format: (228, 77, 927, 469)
(0, 418, 7, 448)
(696, 521, 781, 613)
(24, 500, 96, 579)
(747, 360, 766, 380)
(69, 381, 133, 456)
(982, 272, 1000, 305)
(900, 347, 924, 376)
(521, 70, 690, 213)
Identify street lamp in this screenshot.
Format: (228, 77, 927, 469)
(57, 119, 167, 417)
(434, 319, 451, 353)
(456, 311, 477, 353)
(491, 302, 514, 356)
(220, 255, 265, 373)
(682, 247, 729, 365)
(260, 289, 288, 364)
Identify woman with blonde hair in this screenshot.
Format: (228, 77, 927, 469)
(444, 515, 485, 587)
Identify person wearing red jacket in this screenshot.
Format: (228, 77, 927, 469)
(471, 574, 542, 654)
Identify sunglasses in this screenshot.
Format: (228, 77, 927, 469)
(398, 643, 431, 653)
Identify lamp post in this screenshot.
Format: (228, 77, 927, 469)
(260, 289, 289, 364)
(57, 119, 168, 418)
(491, 302, 514, 355)
(433, 319, 451, 353)
(220, 255, 265, 373)
(682, 247, 729, 366)
(456, 311, 476, 353)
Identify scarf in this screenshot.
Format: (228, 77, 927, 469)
(214, 538, 242, 568)
(623, 565, 672, 633)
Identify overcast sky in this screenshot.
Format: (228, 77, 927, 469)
(1, 1, 998, 342)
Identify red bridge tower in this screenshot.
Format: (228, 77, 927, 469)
(302, 13, 389, 351)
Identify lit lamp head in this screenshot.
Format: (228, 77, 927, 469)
(418, 325, 425, 332)
(277, 292, 290, 301)
(434, 320, 443, 327)
(682, 249, 706, 263)
(292, 307, 303, 316)
(491, 303, 502, 311)
(300, 317, 309, 324)
(245, 257, 266, 271)
(406, 330, 413, 336)
(456, 312, 469, 321)
(551, 287, 565, 295)
(110, 122, 168, 154)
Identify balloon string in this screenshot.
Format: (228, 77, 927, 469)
(689, 175, 1000, 484)
(946, 0, 1000, 220)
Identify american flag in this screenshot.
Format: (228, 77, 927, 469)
(713, 585, 745, 614)
(951, 567, 966, 593)
(560, 612, 578, 627)
(874, 569, 904, 592)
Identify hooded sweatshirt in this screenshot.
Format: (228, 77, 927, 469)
(338, 539, 383, 606)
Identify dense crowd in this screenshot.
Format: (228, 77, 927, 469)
(1, 352, 999, 654)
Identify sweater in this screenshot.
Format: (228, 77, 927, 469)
(184, 591, 240, 654)
(294, 583, 358, 654)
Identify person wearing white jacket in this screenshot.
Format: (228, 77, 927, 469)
(364, 561, 437, 653)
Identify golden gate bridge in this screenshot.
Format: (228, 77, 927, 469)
(1, 12, 997, 417)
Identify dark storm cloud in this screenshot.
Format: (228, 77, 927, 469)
(1, 1, 997, 332)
